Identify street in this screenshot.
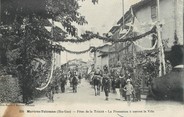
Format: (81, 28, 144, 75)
(23, 78, 183, 117)
(1, 78, 183, 117)
(34, 78, 141, 105)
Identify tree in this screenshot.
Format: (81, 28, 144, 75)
(0, 0, 88, 103)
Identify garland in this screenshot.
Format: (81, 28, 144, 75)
(115, 27, 156, 42)
(97, 43, 132, 54)
(50, 26, 156, 55)
(54, 26, 156, 43)
(61, 46, 95, 54)
(136, 48, 159, 56)
(52, 43, 131, 55)
(35, 53, 54, 91)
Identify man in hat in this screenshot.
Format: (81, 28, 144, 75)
(147, 45, 184, 102)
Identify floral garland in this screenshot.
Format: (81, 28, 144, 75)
(51, 43, 132, 55)
(52, 41, 158, 55)
(50, 26, 156, 55)
(55, 26, 156, 43)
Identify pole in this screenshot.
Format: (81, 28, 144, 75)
(157, 0, 162, 76)
(157, 0, 166, 76)
(122, 0, 124, 29)
(132, 33, 136, 81)
(0, 0, 1, 23)
(59, 42, 61, 66)
(157, 0, 160, 21)
(51, 19, 55, 70)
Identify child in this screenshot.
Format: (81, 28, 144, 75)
(124, 79, 134, 105)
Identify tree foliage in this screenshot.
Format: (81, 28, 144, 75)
(0, 0, 90, 103)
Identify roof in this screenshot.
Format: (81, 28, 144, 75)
(132, 0, 153, 10)
(117, 0, 154, 25)
(117, 8, 132, 25)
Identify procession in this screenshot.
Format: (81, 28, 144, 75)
(39, 65, 139, 104)
(0, 0, 184, 110)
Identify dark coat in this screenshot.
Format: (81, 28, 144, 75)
(72, 76, 78, 85)
(147, 68, 184, 102)
(115, 78, 121, 88)
(103, 78, 110, 89)
(93, 77, 101, 86)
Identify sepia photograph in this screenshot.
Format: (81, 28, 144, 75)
(0, 0, 184, 117)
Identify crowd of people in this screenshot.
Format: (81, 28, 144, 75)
(44, 45, 184, 104)
(90, 65, 141, 105)
(46, 69, 82, 102)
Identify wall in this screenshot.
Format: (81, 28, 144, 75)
(101, 55, 109, 69)
(94, 51, 102, 69)
(94, 45, 110, 70)
(108, 0, 183, 69)
(134, 0, 182, 48)
(175, 0, 183, 44)
(160, 0, 175, 47)
(100, 45, 109, 69)
(134, 2, 155, 50)
(109, 45, 116, 68)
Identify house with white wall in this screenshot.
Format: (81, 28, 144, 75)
(94, 44, 110, 70)
(117, 0, 183, 48)
(108, 0, 183, 67)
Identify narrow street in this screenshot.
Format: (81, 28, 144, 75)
(26, 79, 183, 117)
(30, 78, 149, 117)
(34, 78, 130, 105)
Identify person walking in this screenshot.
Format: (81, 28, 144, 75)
(78, 73, 82, 84)
(115, 72, 121, 100)
(124, 79, 134, 106)
(93, 67, 102, 96)
(46, 83, 55, 102)
(60, 74, 67, 93)
(103, 74, 111, 101)
(93, 75, 101, 96)
(119, 74, 126, 100)
(72, 74, 78, 93)
(111, 77, 116, 93)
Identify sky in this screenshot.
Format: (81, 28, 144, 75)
(56, 0, 140, 65)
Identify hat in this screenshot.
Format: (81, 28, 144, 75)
(126, 79, 131, 82)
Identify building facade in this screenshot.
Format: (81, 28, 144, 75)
(108, 0, 183, 67)
(94, 44, 110, 70)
